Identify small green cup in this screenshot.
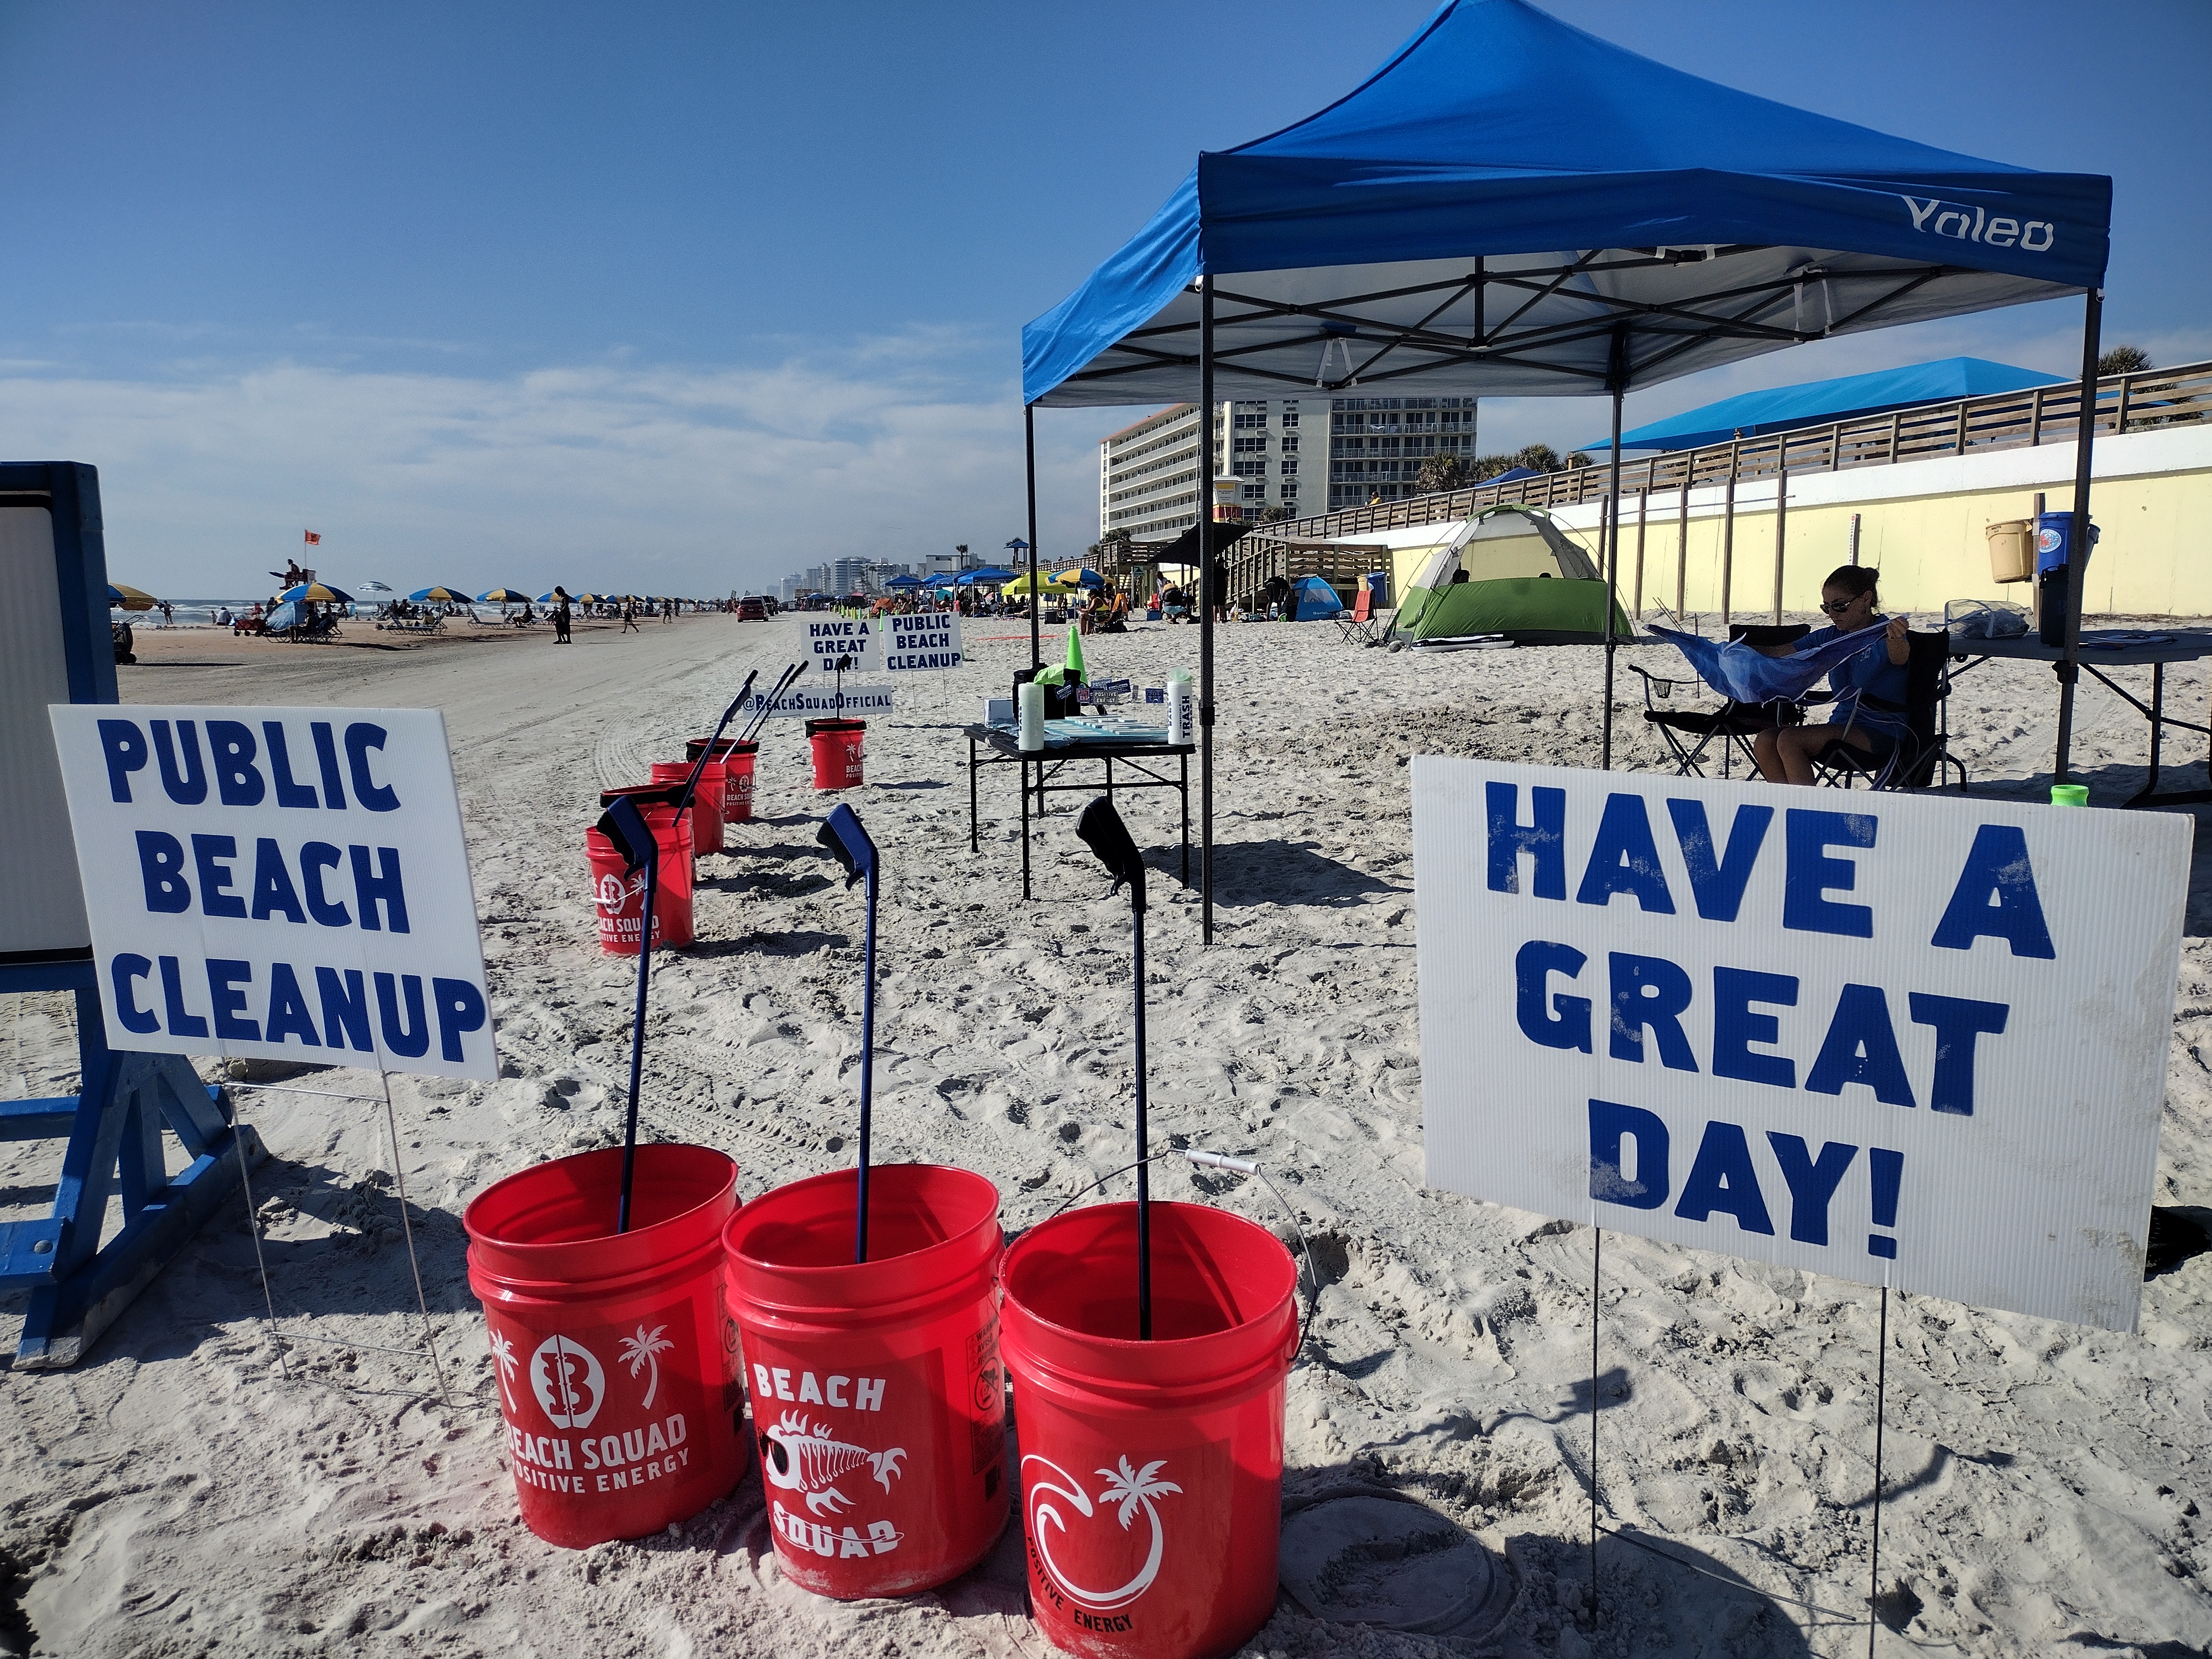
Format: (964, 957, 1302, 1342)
(2051, 784, 2090, 807)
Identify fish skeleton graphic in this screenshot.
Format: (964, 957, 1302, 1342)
(762, 1411, 907, 1518)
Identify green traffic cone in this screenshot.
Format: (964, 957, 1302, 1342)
(1065, 622, 1086, 684)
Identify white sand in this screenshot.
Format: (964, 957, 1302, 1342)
(4, 611, 2210, 1657)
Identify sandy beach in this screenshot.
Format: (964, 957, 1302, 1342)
(6, 609, 2211, 1658)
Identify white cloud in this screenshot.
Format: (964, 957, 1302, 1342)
(0, 337, 1100, 598)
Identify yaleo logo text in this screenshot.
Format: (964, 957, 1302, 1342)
(1898, 195, 2054, 253)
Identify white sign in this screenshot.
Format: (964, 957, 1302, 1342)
(49, 705, 497, 1081)
(1412, 759, 2188, 1331)
(806, 618, 873, 670)
(867, 612, 963, 674)
(742, 685, 894, 721)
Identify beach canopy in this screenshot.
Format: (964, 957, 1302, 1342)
(953, 566, 1016, 586)
(1022, 0, 2109, 410)
(107, 583, 159, 611)
(1584, 356, 2069, 453)
(479, 587, 529, 603)
(410, 586, 470, 602)
(883, 573, 926, 589)
(1287, 575, 1343, 620)
(279, 581, 354, 604)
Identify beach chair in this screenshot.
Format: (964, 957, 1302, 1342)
(1334, 585, 1392, 648)
(1809, 630, 1964, 792)
(1629, 623, 1809, 778)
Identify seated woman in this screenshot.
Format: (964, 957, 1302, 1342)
(1750, 565, 1910, 785)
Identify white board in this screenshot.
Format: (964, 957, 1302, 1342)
(805, 617, 873, 671)
(49, 704, 497, 1081)
(1412, 758, 2189, 1331)
(867, 612, 963, 674)
(742, 685, 894, 721)
(0, 507, 92, 959)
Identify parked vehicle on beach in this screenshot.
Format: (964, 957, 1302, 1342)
(737, 596, 769, 620)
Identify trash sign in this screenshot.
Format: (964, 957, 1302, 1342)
(48, 704, 496, 1081)
(1411, 758, 2189, 1331)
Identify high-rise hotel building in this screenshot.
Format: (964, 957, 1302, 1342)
(1098, 395, 1483, 538)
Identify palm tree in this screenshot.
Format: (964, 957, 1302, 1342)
(2098, 345, 2152, 377)
(1096, 1455, 1181, 1530)
(618, 1324, 676, 1410)
(489, 1329, 520, 1411)
(1415, 450, 1468, 493)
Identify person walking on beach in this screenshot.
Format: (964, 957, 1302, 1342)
(552, 587, 572, 644)
(621, 600, 640, 634)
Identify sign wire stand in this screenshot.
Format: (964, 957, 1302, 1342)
(1868, 1276, 1891, 1656)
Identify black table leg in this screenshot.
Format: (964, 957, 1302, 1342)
(1020, 757, 1032, 900)
(1180, 751, 1190, 887)
(968, 735, 979, 853)
(2148, 662, 2167, 798)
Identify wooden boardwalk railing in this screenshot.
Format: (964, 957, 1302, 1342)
(1222, 359, 2210, 609)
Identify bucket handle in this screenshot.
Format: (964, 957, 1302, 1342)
(1018, 1149, 1320, 1366)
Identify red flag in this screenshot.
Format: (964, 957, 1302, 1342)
(304, 530, 321, 545)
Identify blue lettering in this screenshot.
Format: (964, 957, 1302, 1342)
(1515, 940, 1590, 1053)
(192, 834, 248, 919)
(1766, 1134, 1858, 1245)
(349, 846, 410, 933)
(111, 954, 159, 1034)
(1783, 809, 1875, 938)
(152, 719, 208, 805)
(1607, 952, 1697, 1070)
(317, 967, 373, 1052)
(375, 972, 430, 1058)
(207, 720, 265, 807)
(159, 955, 210, 1038)
(1673, 1121, 1775, 1235)
(98, 718, 147, 802)
(311, 722, 348, 809)
(1589, 1099, 1670, 1208)
(250, 839, 309, 924)
(263, 721, 319, 808)
(1666, 800, 1771, 922)
(345, 723, 400, 812)
(206, 959, 259, 1041)
(1486, 782, 1566, 899)
(1804, 984, 1916, 1108)
(1930, 825, 2054, 959)
(137, 831, 191, 914)
(1712, 967, 1797, 1089)
(1575, 794, 1675, 913)
(1908, 993, 2008, 1115)
(433, 977, 488, 1062)
(300, 842, 351, 926)
(264, 963, 322, 1046)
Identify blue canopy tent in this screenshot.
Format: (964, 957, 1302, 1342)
(1021, 0, 2111, 942)
(1583, 357, 2068, 454)
(884, 573, 927, 590)
(1288, 575, 1344, 620)
(954, 566, 1016, 586)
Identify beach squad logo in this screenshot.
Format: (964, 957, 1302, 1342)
(1023, 1453, 1182, 1613)
(530, 1334, 608, 1429)
(761, 1411, 907, 1519)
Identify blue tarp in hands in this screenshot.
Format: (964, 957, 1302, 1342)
(1648, 622, 1889, 707)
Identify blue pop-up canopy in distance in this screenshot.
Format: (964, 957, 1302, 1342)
(1022, 0, 2110, 409)
(1584, 357, 2068, 453)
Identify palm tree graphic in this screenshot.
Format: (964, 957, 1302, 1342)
(618, 1324, 676, 1410)
(489, 1329, 519, 1412)
(1097, 1456, 1181, 1531)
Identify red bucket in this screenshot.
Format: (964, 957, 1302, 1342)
(687, 738, 759, 826)
(651, 761, 724, 856)
(722, 1164, 1008, 1599)
(1000, 1202, 1298, 1659)
(805, 718, 865, 791)
(586, 801, 694, 953)
(463, 1145, 750, 1550)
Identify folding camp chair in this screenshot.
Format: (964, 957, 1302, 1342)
(1809, 630, 1966, 792)
(1335, 583, 1393, 647)
(1629, 623, 1809, 778)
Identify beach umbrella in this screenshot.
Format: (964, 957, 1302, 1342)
(479, 587, 529, 603)
(1057, 567, 1105, 589)
(815, 804, 882, 1262)
(279, 581, 354, 604)
(1002, 571, 1060, 597)
(264, 600, 302, 633)
(410, 586, 469, 602)
(107, 583, 159, 611)
(357, 579, 394, 594)
(1076, 795, 1154, 1336)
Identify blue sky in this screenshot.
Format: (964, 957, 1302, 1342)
(2, 0, 2204, 596)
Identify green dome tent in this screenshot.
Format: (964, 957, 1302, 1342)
(1390, 506, 1631, 645)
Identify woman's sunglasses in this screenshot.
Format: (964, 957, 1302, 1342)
(1819, 597, 1865, 614)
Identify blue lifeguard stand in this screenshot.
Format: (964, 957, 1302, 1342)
(0, 462, 263, 1367)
